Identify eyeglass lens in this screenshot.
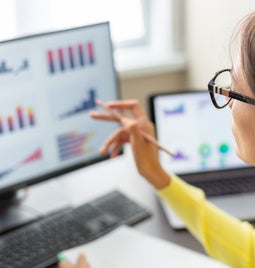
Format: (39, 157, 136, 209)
(213, 70, 232, 107)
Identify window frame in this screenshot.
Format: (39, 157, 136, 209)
(115, 0, 186, 77)
(8, 0, 186, 77)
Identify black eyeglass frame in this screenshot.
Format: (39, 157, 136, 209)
(208, 68, 255, 109)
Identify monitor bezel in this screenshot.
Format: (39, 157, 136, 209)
(0, 22, 123, 196)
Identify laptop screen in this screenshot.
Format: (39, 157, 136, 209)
(149, 90, 249, 176)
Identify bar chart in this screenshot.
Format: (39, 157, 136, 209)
(47, 41, 95, 74)
(57, 131, 94, 161)
(59, 89, 96, 119)
(0, 105, 36, 135)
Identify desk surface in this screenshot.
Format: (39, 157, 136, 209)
(24, 145, 205, 267)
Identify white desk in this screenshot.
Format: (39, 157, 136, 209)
(23, 145, 205, 267)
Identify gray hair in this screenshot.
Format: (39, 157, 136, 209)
(231, 12, 255, 94)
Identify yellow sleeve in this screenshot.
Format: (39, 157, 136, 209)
(157, 174, 255, 268)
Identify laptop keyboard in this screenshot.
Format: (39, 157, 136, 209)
(192, 175, 255, 197)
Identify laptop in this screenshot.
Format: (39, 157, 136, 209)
(148, 90, 255, 229)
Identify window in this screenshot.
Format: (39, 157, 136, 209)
(0, 0, 185, 77)
(49, 0, 147, 47)
(0, 1, 17, 41)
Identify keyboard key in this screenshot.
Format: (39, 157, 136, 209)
(192, 175, 255, 196)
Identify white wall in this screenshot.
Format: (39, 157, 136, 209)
(186, 0, 255, 88)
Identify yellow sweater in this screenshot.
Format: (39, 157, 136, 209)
(157, 174, 255, 268)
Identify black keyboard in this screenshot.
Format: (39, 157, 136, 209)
(192, 175, 255, 197)
(0, 190, 151, 268)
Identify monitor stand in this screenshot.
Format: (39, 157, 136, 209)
(0, 179, 71, 234)
(0, 189, 40, 234)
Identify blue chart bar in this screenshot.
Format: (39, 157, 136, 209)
(68, 46, 75, 69)
(78, 44, 85, 67)
(47, 51, 55, 73)
(0, 60, 12, 74)
(87, 42, 95, 64)
(0, 117, 3, 134)
(59, 89, 96, 119)
(58, 48, 65, 71)
(17, 106, 24, 129)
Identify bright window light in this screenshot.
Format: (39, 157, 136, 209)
(0, 0, 184, 75)
(49, 0, 146, 46)
(0, 0, 17, 41)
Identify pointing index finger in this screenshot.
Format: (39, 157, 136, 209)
(95, 99, 122, 122)
(107, 99, 145, 117)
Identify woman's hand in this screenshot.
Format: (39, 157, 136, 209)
(90, 99, 170, 189)
(58, 254, 90, 268)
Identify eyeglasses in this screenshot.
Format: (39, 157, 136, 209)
(208, 68, 255, 109)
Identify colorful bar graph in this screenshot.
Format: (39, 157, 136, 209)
(57, 131, 94, 161)
(0, 105, 36, 135)
(47, 41, 95, 74)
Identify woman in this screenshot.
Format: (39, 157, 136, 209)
(59, 11, 255, 268)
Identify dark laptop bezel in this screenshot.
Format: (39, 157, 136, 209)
(148, 90, 255, 184)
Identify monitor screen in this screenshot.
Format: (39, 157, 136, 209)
(0, 22, 120, 195)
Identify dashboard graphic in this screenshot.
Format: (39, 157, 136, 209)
(0, 59, 29, 76)
(57, 131, 94, 161)
(47, 41, 95, 74)
(0, 105, 36, 135)
(163, 103, 185, 116)
(0, 148, 42, 180)
(172, 150, 189, 160)
(0, 22, 121, 198)
(59, 89, 96, 119)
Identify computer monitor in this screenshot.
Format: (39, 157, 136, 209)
(0, 22, 120, 200)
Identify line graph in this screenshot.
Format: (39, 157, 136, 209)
(0, 148, 42, 180)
